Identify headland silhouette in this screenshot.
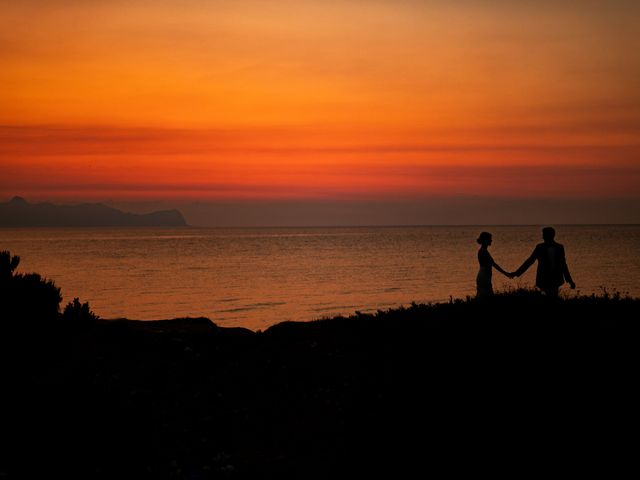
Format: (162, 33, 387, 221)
(0, 196, 187, 227)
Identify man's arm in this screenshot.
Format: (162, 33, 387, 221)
(514, 247, 538, 277)
(560, 245, 576, 288)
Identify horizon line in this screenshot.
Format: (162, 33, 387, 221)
(183, 223, 640, 228)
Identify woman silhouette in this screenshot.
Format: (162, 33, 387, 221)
(476, 232, 512, 298)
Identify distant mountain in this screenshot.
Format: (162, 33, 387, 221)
(0, 197, 187, 227)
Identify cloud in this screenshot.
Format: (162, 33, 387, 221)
(2, 124, 638, 156)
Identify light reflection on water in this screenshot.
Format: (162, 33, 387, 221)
(1, 225, 639, 330)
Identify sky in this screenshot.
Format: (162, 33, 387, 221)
(1, 0, 639, 225)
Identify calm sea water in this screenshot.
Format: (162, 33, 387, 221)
(1, 225, 638, 330)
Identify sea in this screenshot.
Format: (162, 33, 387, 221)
(1, 225, 638, 331)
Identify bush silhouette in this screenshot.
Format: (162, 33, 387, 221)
(0, 250, 62, 323)
(0, 250, 20, 281)
(63, 297, 99, 323)
(1, 250, 99, 330)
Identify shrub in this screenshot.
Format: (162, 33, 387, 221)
(62, 298, 99, 323)
(0, 250, 20, 281)
(0, 250, 62, 323)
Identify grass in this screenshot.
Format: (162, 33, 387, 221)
(1, 287, 638, 478)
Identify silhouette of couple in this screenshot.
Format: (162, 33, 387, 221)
(476, 227, 576, 299)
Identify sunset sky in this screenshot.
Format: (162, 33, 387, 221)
(1, 0, 639, 225)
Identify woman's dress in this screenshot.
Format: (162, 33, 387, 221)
(476, 248, 494, 298)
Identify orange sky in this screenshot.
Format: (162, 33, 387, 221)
(1, 0, 639, 208)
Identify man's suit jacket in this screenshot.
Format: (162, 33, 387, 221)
(515, 241, 573, 289)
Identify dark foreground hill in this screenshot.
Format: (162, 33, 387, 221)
(1, 289, 638, 478)
(0, 196, 187, 227)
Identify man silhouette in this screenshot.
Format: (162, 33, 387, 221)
(513, 227, 576, 297)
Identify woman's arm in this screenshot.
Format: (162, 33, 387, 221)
(492, 261, 513, 278)
(488, 251, 513, 278)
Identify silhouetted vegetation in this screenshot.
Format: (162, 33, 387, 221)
(62, 297, 99, 324)
(0, 250, 96, 327)
(0, 254, 638, 478)
(0, 250, 61, 324)
(0, 250, 20, 280)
